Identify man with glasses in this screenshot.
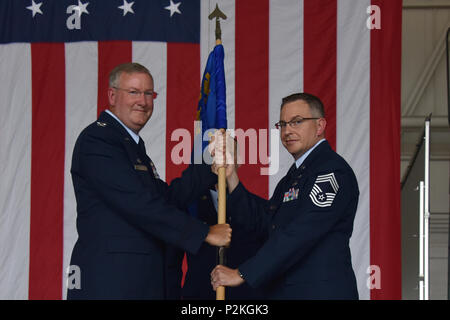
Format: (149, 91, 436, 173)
(210, 93, 359, 299)
(68, 62, 232, 299)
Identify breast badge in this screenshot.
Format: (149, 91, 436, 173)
(283, 187, 299, 202)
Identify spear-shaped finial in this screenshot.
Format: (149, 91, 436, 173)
(208, 4, 227, 44)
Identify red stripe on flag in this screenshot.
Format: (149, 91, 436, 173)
(303, 0, 337, 150)
(370, 0, 402, 299)
(29, 43, 65, 300)
(181, 253, 188, 288)
(235, 0, 269, 199)
(165, 43, 200, 184)
(97, 41, 132, 116)
(166, 43, 200, 288)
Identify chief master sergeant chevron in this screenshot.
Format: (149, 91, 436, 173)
(210, 93, 359, 299)
(68, 63, 231, 299)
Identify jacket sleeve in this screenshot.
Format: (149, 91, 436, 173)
(237, 168, 359, 288)
(226, 182, 272, 236)
(75, 129, 209, 254)
(161, 163, 217, 210)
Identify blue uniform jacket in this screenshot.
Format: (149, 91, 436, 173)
(67, 111, 216, 299)
(227, 140, 359, 299)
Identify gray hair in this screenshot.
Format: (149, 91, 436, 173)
(109, 62, 153, 88)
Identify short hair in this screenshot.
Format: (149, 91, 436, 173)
(109, 62, 153, 88)
(280, 93, 325, 118)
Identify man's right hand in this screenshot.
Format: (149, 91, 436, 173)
(205, 224, 232, 247)
(209, 131, 240, 193)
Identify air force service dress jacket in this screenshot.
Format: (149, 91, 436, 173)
(227, 140, 359, 299)
(68, 111, 216, 299)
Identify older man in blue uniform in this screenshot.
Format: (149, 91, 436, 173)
(68, 63, 231, 299)
(210, 93, 359, 299)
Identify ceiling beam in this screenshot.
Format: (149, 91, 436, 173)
(403, 0, 450, 9)
(402, 116, 449, 128)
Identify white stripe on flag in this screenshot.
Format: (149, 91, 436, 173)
(0, 43, 32, 299)
(268, 0, 303, 195)
(63, 42, 99, 299)
(133, 42, 168, 181)
(337, 0, 371, 300)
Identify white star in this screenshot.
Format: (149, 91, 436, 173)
(118, 0, 135, 16)
(74, 0, 89, 17)
(26, 0, 43, 18)
(165, 0, 181, 17)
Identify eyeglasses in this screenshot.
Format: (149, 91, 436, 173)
(274, 117, 319, 129)
(113, 87, 158, 100)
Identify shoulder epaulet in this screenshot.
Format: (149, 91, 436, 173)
(96, 121, 108, 127)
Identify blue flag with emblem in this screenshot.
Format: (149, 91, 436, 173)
(189, 44, 227, 217)
(195, 44, 227, 151)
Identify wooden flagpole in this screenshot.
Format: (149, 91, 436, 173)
(208, 4, 227, 301)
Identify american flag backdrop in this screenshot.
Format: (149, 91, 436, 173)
(0, 0, 402, 300)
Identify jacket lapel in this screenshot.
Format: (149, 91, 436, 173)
(98, 111, 156, 179)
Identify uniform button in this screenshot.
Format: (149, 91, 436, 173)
(272, 225, 276, 230)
